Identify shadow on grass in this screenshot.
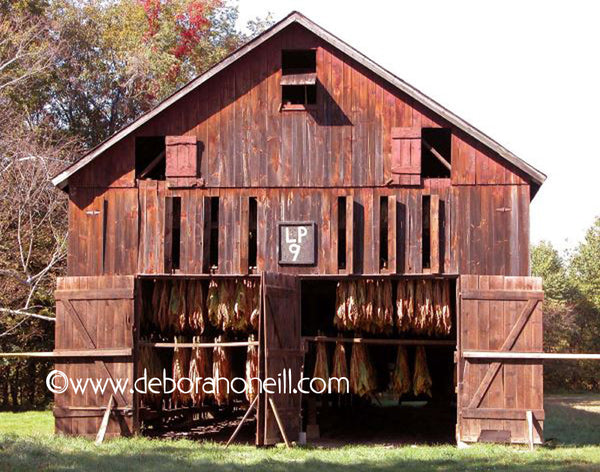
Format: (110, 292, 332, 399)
(545, 397, 600, 446)
(0, 436, 599, 472)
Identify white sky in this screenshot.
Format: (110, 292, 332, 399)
(237, 0, 600, 251)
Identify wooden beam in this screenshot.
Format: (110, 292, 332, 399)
(303, 336, 455, 346)
(225, 395, 259, 448)
(268, 397, 290, 448)
(139, 341, 258, 349)
(462, 408, 544, 420)
(464, 351, 600, 360)
(461, 290, 544, 301)
(345, 196, 354, 274)
(138, 150, 165, 179)
(422, 138, 451, 170)
(527, 410, 534, 451)
(95, 394, 115, 446)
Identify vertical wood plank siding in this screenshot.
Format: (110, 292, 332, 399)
(68, 184, 529, 277)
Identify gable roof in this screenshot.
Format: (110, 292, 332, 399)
(52, 11, 546, 190)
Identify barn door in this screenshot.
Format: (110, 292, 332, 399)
(260, 272, 303, 446)
(457, 275, 544, 444)
(54, 275, 135, 437)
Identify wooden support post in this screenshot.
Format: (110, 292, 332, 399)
(225, 395, 258, 448)
(268, 397, 290, 448)
(95, 394, 115, 446)
(526, 410, 534, 451)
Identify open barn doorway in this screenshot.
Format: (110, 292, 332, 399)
(300, 277, 458, 445)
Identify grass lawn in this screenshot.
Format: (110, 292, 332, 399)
(1, 394, 599, 471)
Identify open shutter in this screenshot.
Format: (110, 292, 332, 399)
(54, 275, 135, 438)
(260, 272, 303, 445)
(457, 275, 544, 444)
(391, 127, 421, 185)
(165, 135, 199, 187)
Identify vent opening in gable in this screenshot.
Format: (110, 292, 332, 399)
(421, 128, 451, 178)
(135, 136, 166, 180)
(281, 49, 317, 109)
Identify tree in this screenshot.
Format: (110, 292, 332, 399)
(43, 0, 270, 147)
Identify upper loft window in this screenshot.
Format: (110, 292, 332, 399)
(421, 128, 451, 178)
(281, 49, 317, 110)
(135, 136, 166, 180)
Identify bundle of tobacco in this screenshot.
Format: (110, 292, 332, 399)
(334, 281, 348, 330)
(440, 280, 452, 335)
(187, 281, 205, 334)
(213, 335, 233, 405)
(396, 280, 413, 332)
(362, 279, 375, 332)
(249, 279, 260, 331)
(172, 336, 191, 408)
(349, 342, 377, 397)
(380, 279, 394, 334)
(207, 280, 220, 328)
(156, 280, 170, 332)
(218, 280, 235, 331)
(245, 334, 259, 402)
(346, 281, 358, 328)
(188, 336, 211, 405)
(168, 280, 187, 333)
(413, 346, 432, 397)
(138, 345, 163, 409)
(414, 280, 434, 334)
(312, 334, 329, 391)
(389, 346, 411, 397)
(232, 280, 252, 332)
(331, 337, 348, 394)
(356, 280, 366, 330)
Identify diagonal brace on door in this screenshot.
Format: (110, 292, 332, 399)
(467, 298, 540, 409)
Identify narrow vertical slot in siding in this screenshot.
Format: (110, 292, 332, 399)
(249, 196, 258, 270)
(209, 196, 219, 271)
(422, 195, 431, 270)
(102, 198, 108, 274)
(337, 196, 346, 270)
(379, 196, 389, 270)
(172, 197, 181, 270)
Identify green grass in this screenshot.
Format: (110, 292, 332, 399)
(1, 394, 600, 471)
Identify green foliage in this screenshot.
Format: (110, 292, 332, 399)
(532, 219, 600, 392)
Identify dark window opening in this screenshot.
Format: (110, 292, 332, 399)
(135, 136, 166, 180)
(422, 195, 431, 269)
(249, 197, 257, 269)
(337, 197, 347, 270)
(282, 84, 316, 106)
(281, 49, 317, 109)
(209, 197, 219, 270)
(421, 128, 451, 178)
(380, 196, 389, 270)
(282, 49, 316, 74)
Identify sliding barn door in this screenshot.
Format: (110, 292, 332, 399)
(54, 275, 135, 437)
(261, 272, 303, 446)
(457, 275, 543, 444)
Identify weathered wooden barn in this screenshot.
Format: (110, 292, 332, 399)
(51, 11, 546, 446)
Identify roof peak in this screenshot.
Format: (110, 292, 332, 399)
(52, 10, 546, 190)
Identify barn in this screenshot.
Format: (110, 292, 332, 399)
(51, 11, 546, 446)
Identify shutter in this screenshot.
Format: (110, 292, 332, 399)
(165, 135, 198, 186)
(260, 272, 303, 446)
(54, 275, 135, 438)
(457, 275, 544, 444)
(391, 126, 421, 185)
